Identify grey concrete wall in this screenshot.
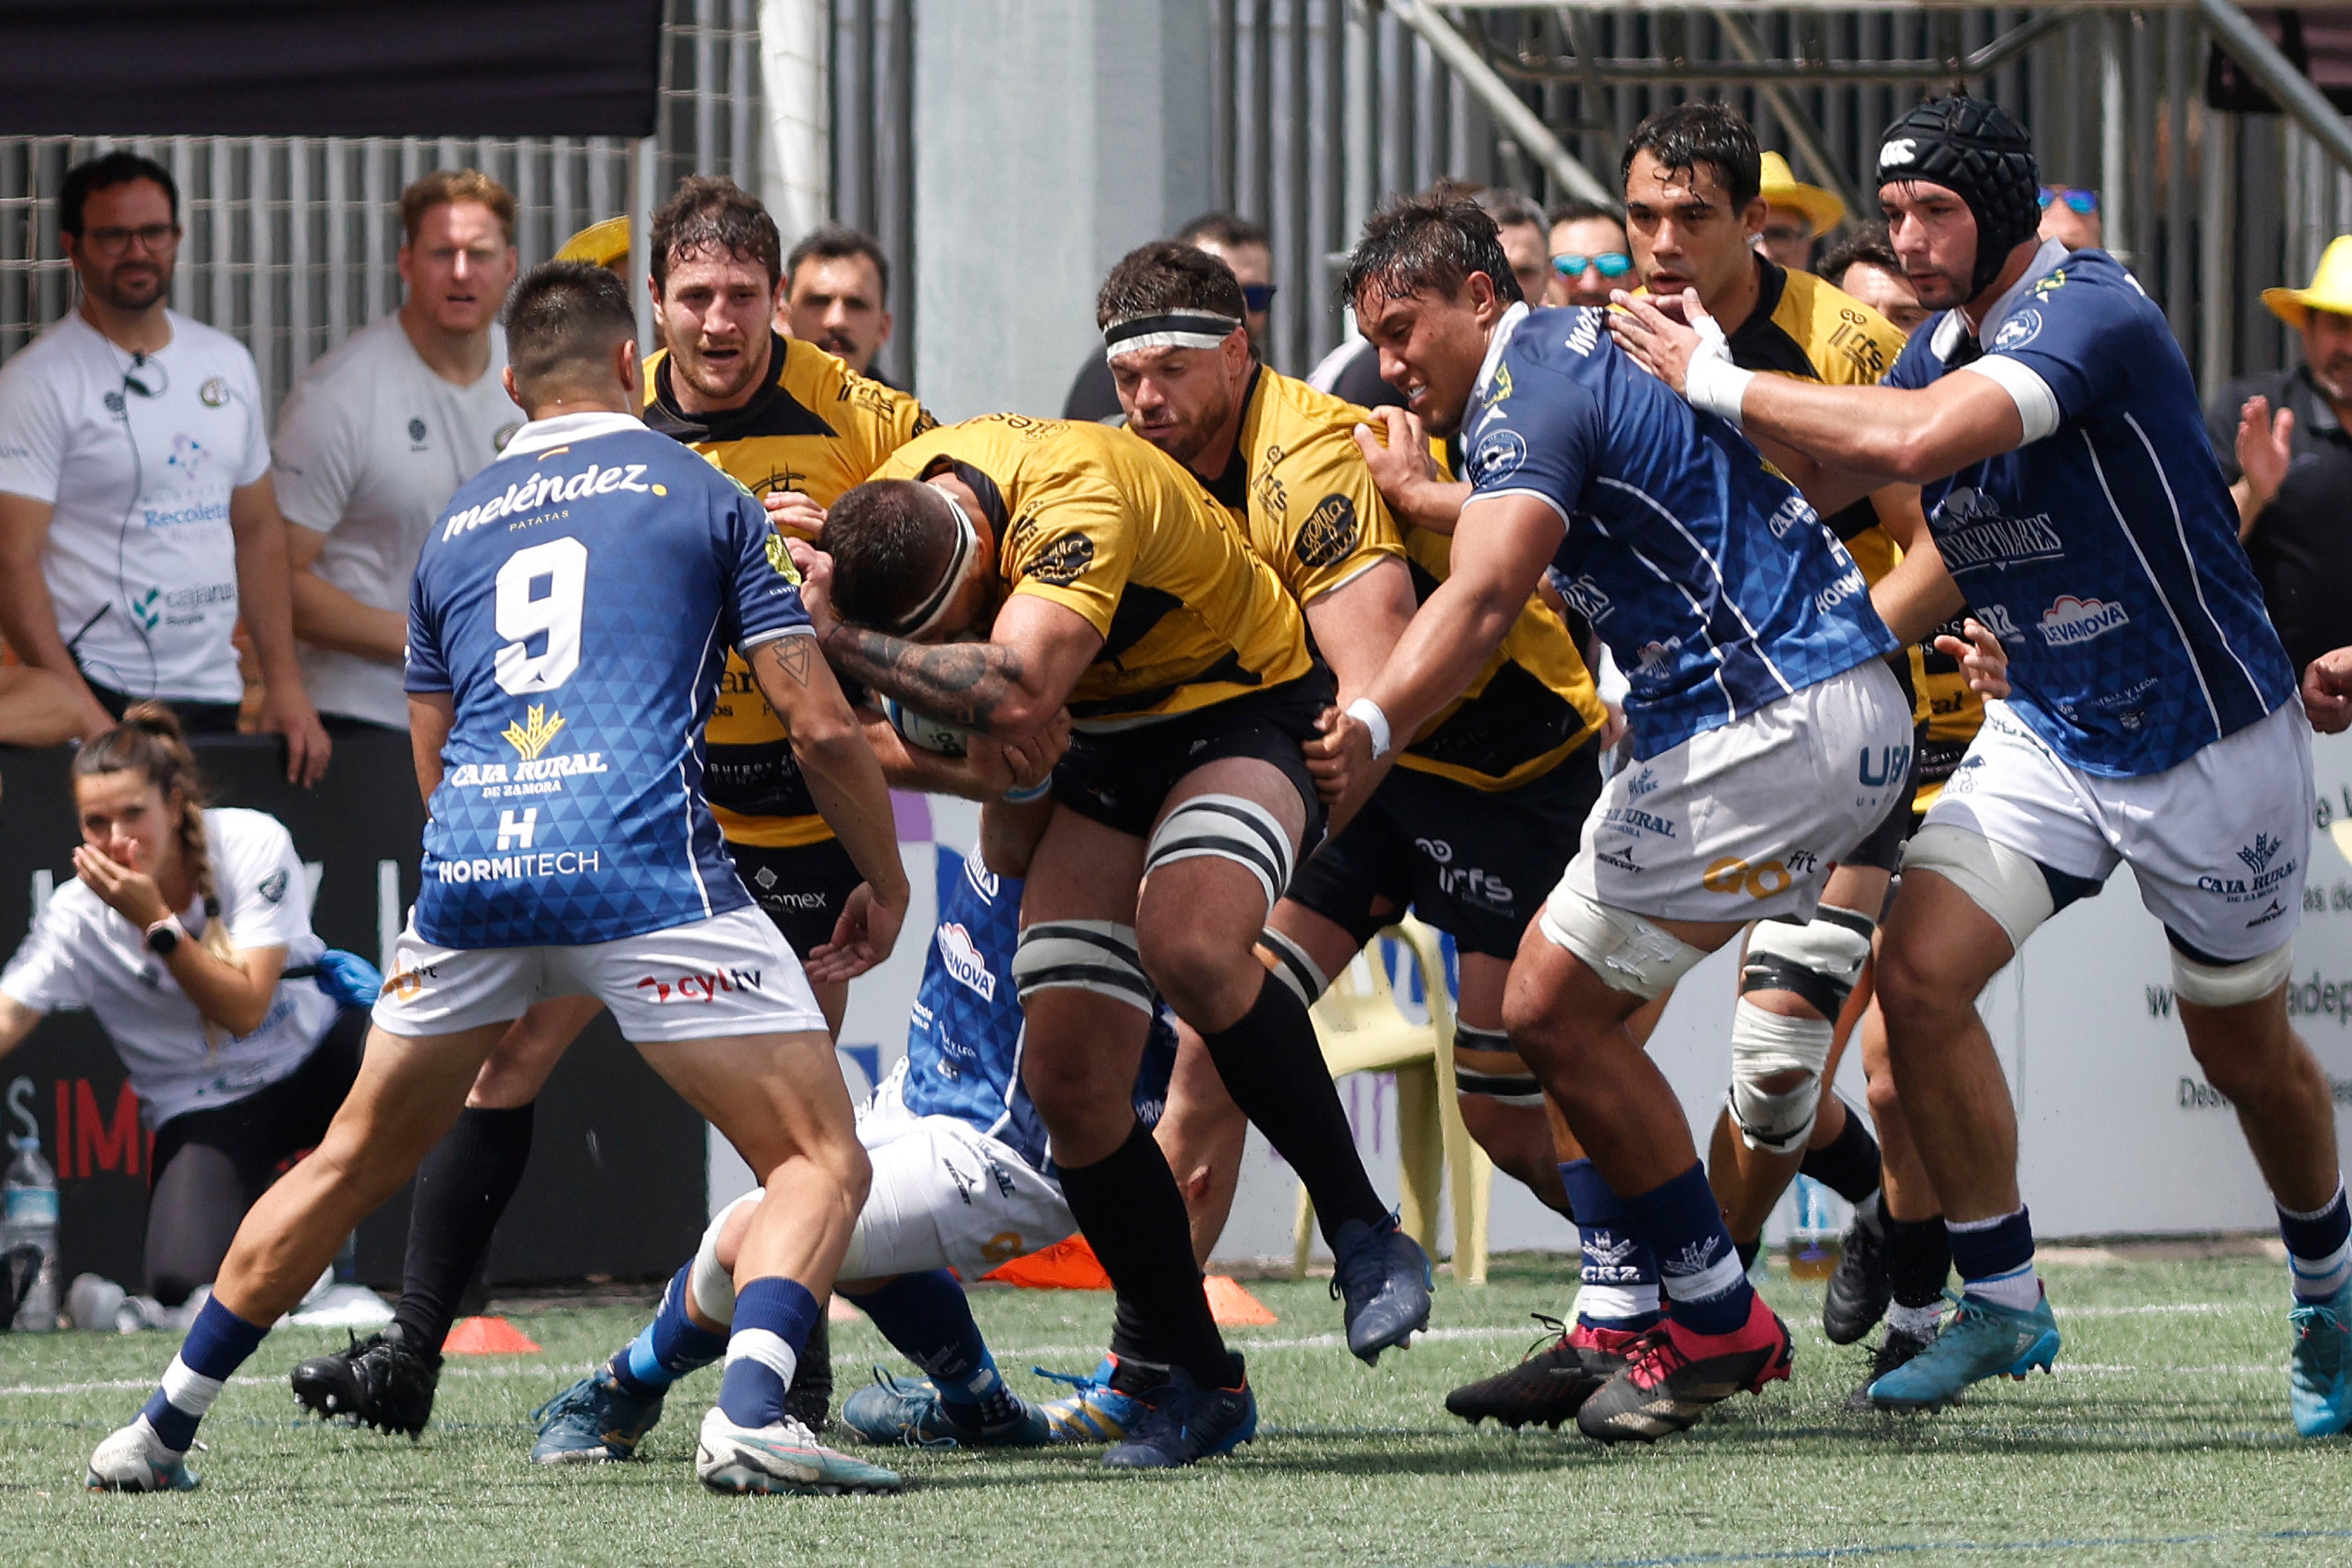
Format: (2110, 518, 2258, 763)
(913, 0, 1215, 421)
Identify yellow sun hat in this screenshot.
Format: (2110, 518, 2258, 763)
(2263, 235, 2352, 329)
(1759, 151, 1845, 238)
(555, 215, 632, 270)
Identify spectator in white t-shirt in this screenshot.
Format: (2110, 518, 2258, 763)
(0, 704, 364, 1305)
(0, 153, 329, 783)
(275, 171, 522, 732)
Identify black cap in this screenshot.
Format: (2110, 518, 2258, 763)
(1876, 97, 2041, 299)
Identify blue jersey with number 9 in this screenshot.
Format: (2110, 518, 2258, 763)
(405, 412, 813, 948)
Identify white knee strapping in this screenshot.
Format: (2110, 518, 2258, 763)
(1900, 824, 2057, 953)
(688, 1192, 759, 1324)
(1727, 999, 1836, 1154)
(1257, 926, 1331, 1008)
(1741, 908, 1875, 1019)
(1144, 793, 1296, 917)
(1012, 920, 1155, 1014)
(2170, 943, 2294, 1008)
(1537, 886, 1708, 999)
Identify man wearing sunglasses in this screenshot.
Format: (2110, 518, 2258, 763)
(1061, 211, 1276, 423)
(0, 153, 329, 783)
(1546, 200, 1634, 308)
(2037, 184, 2102, 252)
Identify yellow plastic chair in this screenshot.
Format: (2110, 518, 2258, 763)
(1291, 915, 1493, 1285)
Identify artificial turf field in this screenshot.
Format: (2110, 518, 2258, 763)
(6, 1249, 2351, 1568)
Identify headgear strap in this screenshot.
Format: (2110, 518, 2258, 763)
(1102, 311, 1243, 363)
(889, 487, 981, 640)
(1876, 97, 2041, 300)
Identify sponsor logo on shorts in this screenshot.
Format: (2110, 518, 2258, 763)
(258, 869, 288, 903)
(980, 1232, 1026, 1265)
(1626, 768, 1657, 799)
(1859, 743, 1912, 789)
(1595, 846, 1644, 874)
(1703, 850, 1819, 900)
(1601, 807, 1678, 840)
(2201, 833, 2299, 905)
(2038, 595, 2130, 647)
(2247, 899, 2287, 928)
(386, 963, 438, 1000)
(1411, 838, 1515, 911)
(938, 922, 998, 1000)
(635, 967, 765, 1002)
(2240, 833, 2286, 874)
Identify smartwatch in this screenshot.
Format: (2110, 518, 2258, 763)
(145, 914, 185, 957)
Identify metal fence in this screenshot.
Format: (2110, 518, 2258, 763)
(1213, 2, 2352, 392)
(0, 0, 767, 416)
(4, 4, 2348, 410)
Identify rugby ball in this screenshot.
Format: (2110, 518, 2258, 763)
(883, 696, 969, 757)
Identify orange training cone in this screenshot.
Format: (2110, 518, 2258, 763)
(981, 1235, 1113, 1290)
(441, 1315, 541, 1355)
(1205, 1274, 1277, 1326)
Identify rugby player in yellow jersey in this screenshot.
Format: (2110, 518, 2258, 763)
(1091, 242, 1613, 1288)
(797, 415, 1431, 1468)
(286, 183, 1027, 1443)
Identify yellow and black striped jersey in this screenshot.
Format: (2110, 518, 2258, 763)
(870, 416, 1311, 729)
(1912, 608, 1988, 814)
(644, 333, 934, 847)
(1717, 260, 1912, 588)
(1198, 365, 1405, 603)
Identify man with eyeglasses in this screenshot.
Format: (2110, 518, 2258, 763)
(2037, 183, 2102, 252)
(0, 153, 328, 782)
(1545, 200, 1634, 308)
(1061, 211, 1277, 422)
(273, 171, 522, 738)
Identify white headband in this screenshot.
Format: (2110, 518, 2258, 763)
(890, 486, 982, 640)
(1102, 310, 1244, 364)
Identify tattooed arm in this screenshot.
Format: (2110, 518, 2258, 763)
(746, 631, 908, 975)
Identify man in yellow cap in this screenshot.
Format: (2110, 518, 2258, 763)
(2207, 234, 2352, 674)
(1758, 149, 1844, 270)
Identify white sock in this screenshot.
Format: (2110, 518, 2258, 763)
(1573, 1283, 1660, 1324)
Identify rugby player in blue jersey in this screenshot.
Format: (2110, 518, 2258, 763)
(87, 262, 915, 1496)
(1317, 193, 1915, 1443)
(528, 827, 1177, 1458)
(1611, 97, 2352, 1433)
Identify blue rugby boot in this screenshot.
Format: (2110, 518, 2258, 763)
(1032, 1358, 1146, 1444)
(694, 1405, 905, 1495)
(1101, 1356, 1257, 1470)
(840, 1368, 1053, 1449)
(1866, 1290, 2060, 1413)
(86, 1417, 200, 1492)
(2290, 1279, 2352, 1437)
(530, 1369, 665, 1464)
(1332, 1214, 1434, 1364)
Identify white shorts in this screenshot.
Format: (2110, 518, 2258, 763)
(1919, 698, 2310, 963)
(1560, 659, 1915, 924)
(839, 1063, 1075, 1280)
(371, 903, 828, 1042)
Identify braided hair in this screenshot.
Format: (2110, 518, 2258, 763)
(72, 702, 235, 968)
(1876, 97, 2041, 299)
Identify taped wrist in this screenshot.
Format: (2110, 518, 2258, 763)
(1683, 317, 1755, 428)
